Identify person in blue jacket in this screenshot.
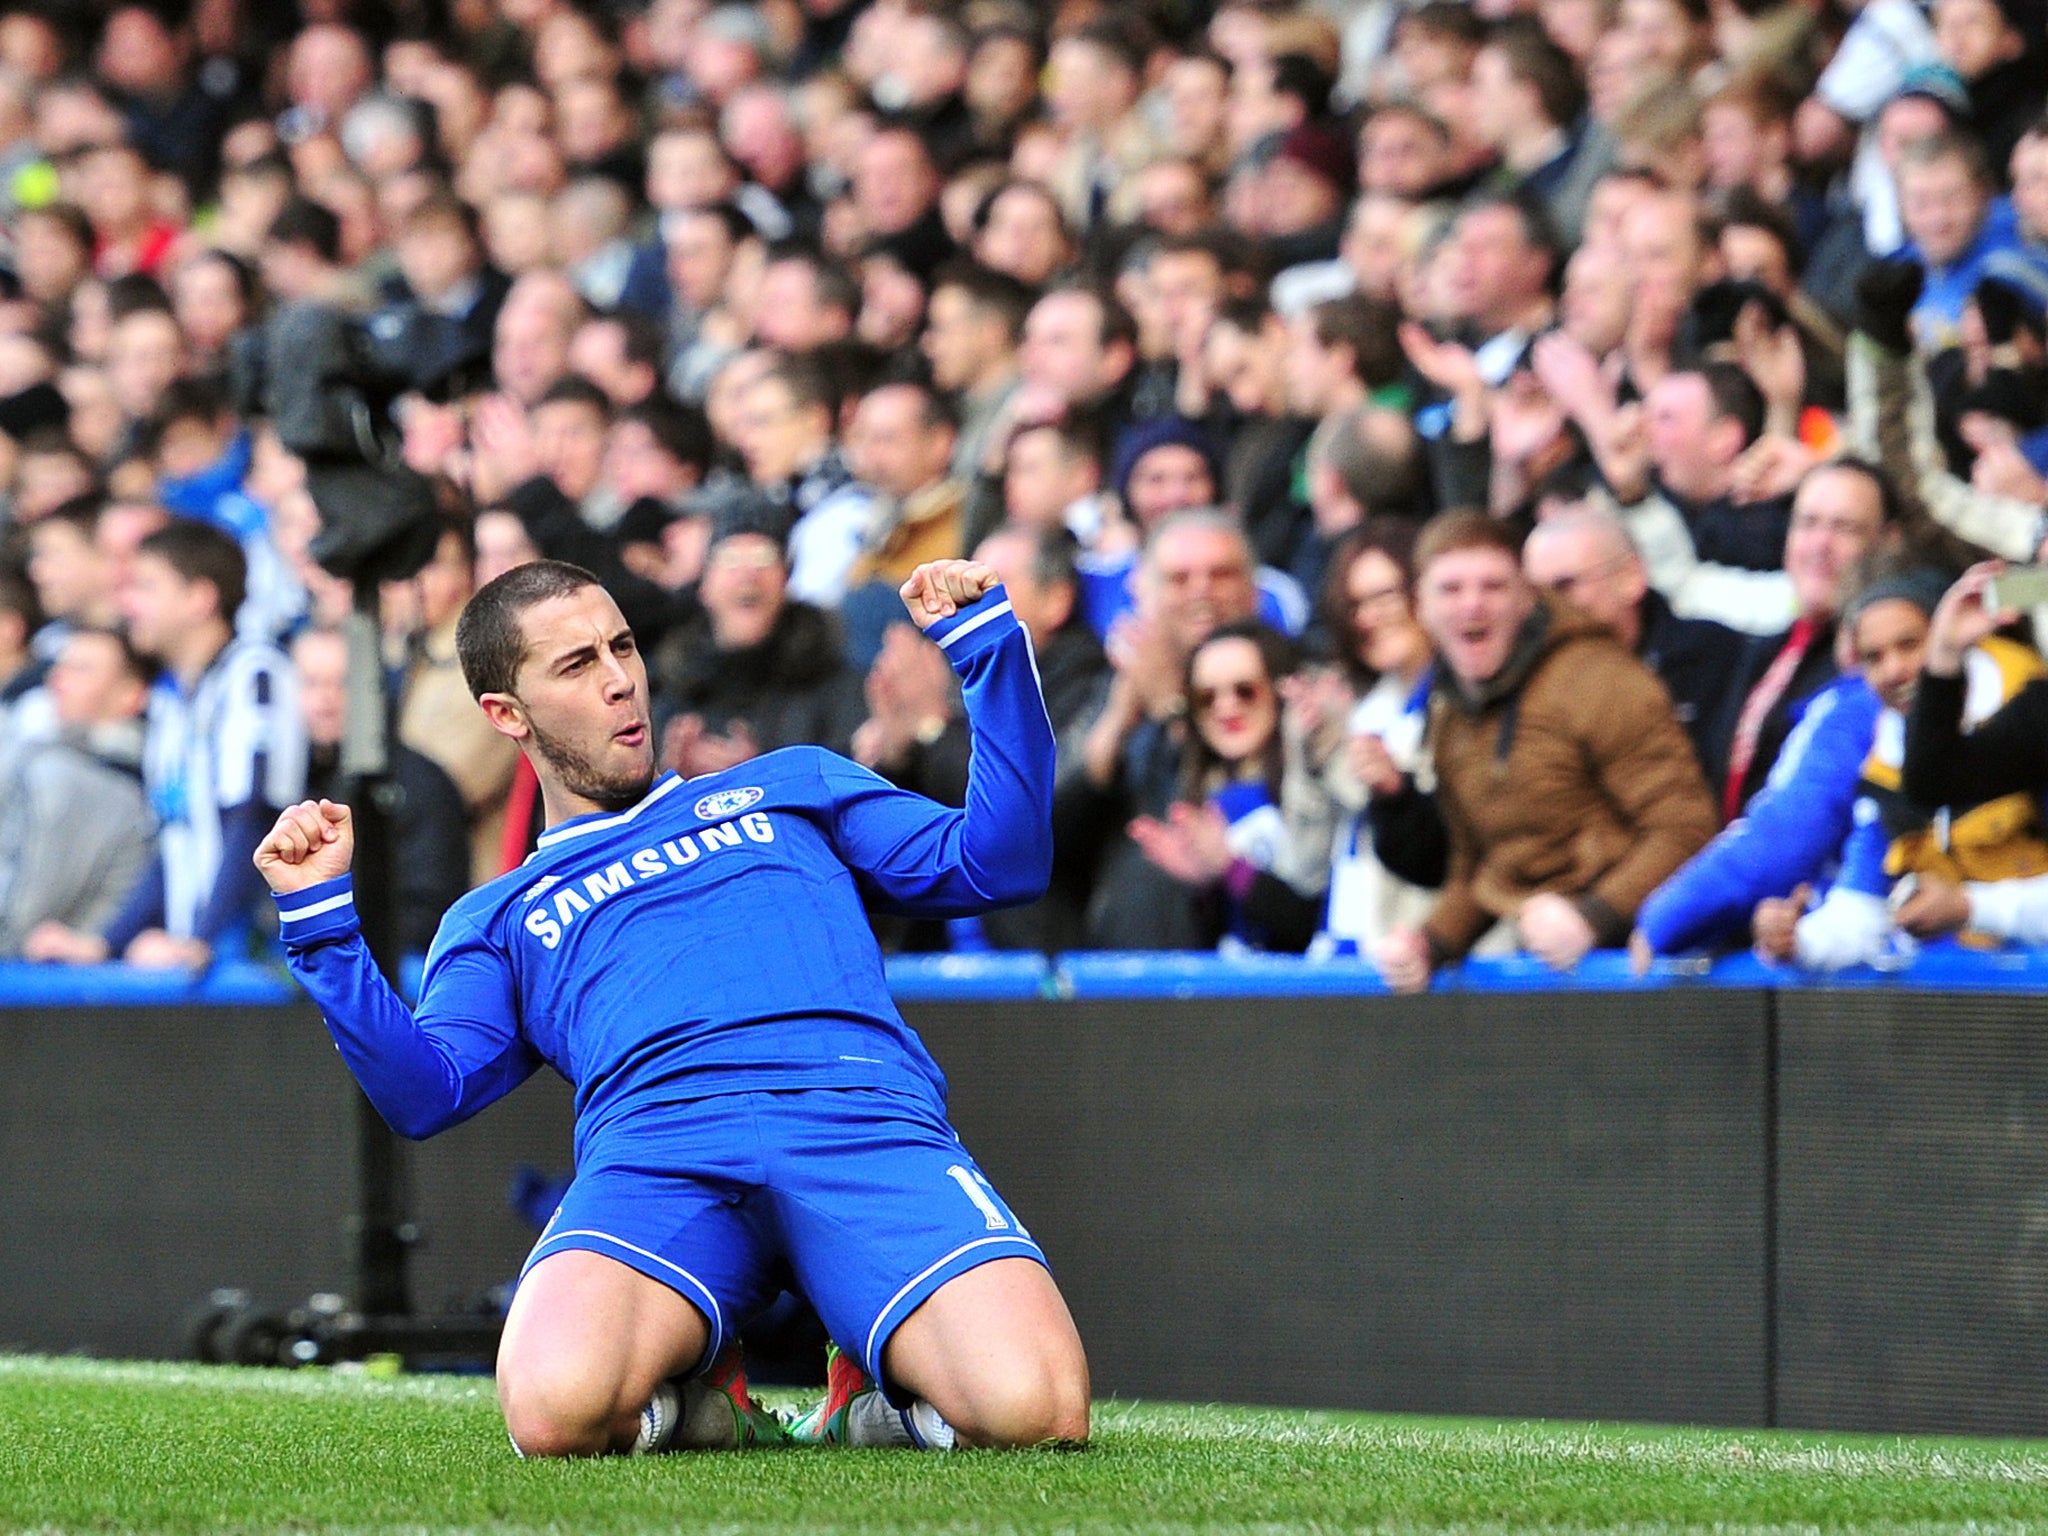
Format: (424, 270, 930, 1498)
(253, 556, 1088, 1458)
(1630, 565, 1951, 962)
(1632, 561, 2042, 965)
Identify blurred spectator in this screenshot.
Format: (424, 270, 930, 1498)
(1076, 508, 1264, 948)
(1375, 511, 1717, 990)
(734, 354, 873, 606)
(0, 627, 152, 955)
(1706, 460, 1898, 819)
(24, 521, 303, 969)
(652, 505, 865, 775)
(1304, 522, 1441, 956)
(924, 262, 1028, 551)
(387, 517, 522, 890)
(840, 378, 964, 669)
(0, 572, 41, 717)
(24, 498, 119, 651)
(1522, 506, 1747, 770)
(1891, 563, 2048, 948)
(293, 627, 468, 955)
(141, 377, 302, 639)
(1129, 621, 1322, 950)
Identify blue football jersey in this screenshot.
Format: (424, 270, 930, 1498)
(274, 588, 1052, 1156)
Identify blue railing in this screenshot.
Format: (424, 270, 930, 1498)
(8, 938, 2048, 1007)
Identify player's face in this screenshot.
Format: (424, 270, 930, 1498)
(507, 586, 655, 812)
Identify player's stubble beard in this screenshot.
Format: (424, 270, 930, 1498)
(526, 714, 657, 813)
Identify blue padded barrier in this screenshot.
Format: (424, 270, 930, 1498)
(0, 959, 295, 1007)
(9, 940, 2048, 1008)
(883, 952, 1054, 1002)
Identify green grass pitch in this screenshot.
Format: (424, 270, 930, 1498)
(5, 1355, 2048, 1533)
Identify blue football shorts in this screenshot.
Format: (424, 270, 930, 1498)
(519, 1085, 1047, 1393)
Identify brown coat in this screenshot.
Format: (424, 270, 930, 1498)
(1423, 596, 1719, 962)
(847, 479, 965, 589)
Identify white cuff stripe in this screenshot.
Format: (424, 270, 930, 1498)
(277, 892, 355, 923)
(935, 600, 1013, 651)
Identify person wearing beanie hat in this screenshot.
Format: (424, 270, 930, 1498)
(1109, 416, 1221, 527)
(1072, 420, 1311, 642)
(1261, 123, 1353, 267)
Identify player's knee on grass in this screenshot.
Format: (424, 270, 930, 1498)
(498, 1358, 646, 1457)
(943, 1351, 1091, 1448)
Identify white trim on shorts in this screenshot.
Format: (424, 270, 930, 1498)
(863, 1233, 1045, 1382)
(524, 1226, 728, 1361)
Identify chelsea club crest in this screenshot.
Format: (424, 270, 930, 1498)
(694, 787, 764, 820)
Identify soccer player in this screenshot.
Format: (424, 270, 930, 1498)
(255, 556, 1089, 1456)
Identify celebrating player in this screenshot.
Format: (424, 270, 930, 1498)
(255, 556, 1089, 1455)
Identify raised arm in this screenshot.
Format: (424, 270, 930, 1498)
(257, 800, 541, 1138)
(816, 562, 1055, 916)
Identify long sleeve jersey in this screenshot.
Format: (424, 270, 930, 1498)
(274, 589, 1052, 1159)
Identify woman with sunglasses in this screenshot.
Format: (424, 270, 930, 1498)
(1128, 619, 1314, 950)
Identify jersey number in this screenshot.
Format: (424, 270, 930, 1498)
(946, 1165, 1011, 1231)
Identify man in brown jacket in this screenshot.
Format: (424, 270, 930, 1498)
(1375, 511, 1719, 991)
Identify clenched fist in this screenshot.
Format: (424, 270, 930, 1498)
(255, 799, 356, 895)
(900, 560, 998, 630)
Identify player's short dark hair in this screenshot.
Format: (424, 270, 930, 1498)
(456, 558, 602, 699)
(138, 519, 246, 623)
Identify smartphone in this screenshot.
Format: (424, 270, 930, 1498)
(1986, 566, 2048, 611)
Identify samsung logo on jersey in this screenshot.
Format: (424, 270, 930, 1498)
(522, 813, 777, 949)
(695, 786, 763, 820)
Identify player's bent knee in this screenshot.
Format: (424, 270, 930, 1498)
(947, 1357, 1091, 1448)
(498, 1361, 637, 1458)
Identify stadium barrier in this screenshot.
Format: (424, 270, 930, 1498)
(1, 948, 2044, 1435)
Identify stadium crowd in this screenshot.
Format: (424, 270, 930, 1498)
(1, 0, 2047, 984)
